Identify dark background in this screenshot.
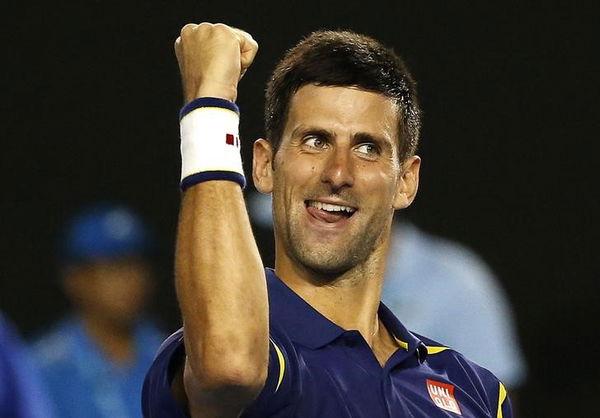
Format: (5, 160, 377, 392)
(2, 1, 597, 416)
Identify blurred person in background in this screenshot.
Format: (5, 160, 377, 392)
(31, 203, 164, 418)
(1, 312, 52, 418)
(248, 190, 527, 393)
(382, 221, 528, 395)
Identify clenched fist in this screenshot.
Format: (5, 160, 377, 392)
(174, 23, 258, 103)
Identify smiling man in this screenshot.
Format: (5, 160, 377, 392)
(142, 23, 512, 417)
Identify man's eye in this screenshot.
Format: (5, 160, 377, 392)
(355, 143, 379, 155)
(304, 137, 327, 149)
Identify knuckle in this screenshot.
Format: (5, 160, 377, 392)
(196, 22, 221, 39)
(212, 23, 234, 37)
(196, 22, 214, 33)
(180, 23, 197, 38)
(212, 23, 229, 31)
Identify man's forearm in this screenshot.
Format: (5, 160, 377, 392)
(176, 182, 268, 404)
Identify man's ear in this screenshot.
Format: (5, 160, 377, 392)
(252, 138, 274, 193)
(393, 155, 421, 210)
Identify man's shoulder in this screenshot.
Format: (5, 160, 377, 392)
(417, 332, 491, 370)
(415, 332, 507, 398)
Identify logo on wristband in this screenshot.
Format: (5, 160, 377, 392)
(226, 133, 240, 148)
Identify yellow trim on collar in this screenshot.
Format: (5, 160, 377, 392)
(426, 345, 450, 355)
(393, 336, 410, 351)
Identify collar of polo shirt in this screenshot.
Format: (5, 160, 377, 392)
(265, 268, 428, 361)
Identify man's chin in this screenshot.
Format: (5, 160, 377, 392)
(104, 312, 139, 331)
(293, 247, 359, 279)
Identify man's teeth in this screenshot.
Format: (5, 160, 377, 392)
(308, 201, 356, 214)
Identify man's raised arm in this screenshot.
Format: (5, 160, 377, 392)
(173, 23, 268, 417)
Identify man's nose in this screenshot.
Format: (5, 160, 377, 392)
(320, 146, 355, 191)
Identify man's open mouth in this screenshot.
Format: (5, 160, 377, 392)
(305, 200, 357, 223)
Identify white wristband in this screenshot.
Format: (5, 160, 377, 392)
(179, 98, 246, 190)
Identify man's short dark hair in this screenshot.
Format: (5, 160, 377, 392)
(265, 30, 421, 162)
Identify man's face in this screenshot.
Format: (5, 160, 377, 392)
(64, 257, 153, 328)
(259, 84, 418, 275)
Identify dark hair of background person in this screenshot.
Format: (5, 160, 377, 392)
(265, 30, 421, 162)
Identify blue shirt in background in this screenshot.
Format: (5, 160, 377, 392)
(143, 269, 511, 417)
(0, 313, 52, 418)
(32, 317, 163, 418)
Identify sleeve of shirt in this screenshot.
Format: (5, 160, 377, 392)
(469, 356, 515, 418)
(141, 328, 188, 418)
(240, 332, 297, 417)
(142, 328, 297, 418)
(438, 347, 514, 418)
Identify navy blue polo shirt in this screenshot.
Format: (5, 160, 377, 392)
(143, 269, 512, 417)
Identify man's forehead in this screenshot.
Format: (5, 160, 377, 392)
(289, 84, 397, 108)
(283, 84, 400, 143)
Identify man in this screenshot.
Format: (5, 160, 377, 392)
(143, 23, 512, 417)
(32, 203, 164, 418)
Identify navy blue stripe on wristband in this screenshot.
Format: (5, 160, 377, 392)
(180, 171, 246, 191)
(179, 97, 240, 120)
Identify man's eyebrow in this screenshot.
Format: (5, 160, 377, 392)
(290, 125, 334, 139)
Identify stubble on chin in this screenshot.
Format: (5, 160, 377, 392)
(284, 215, 386, 280)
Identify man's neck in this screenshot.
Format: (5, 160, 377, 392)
(275, 243, 389, 348)
(79, 313, 135, 366)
